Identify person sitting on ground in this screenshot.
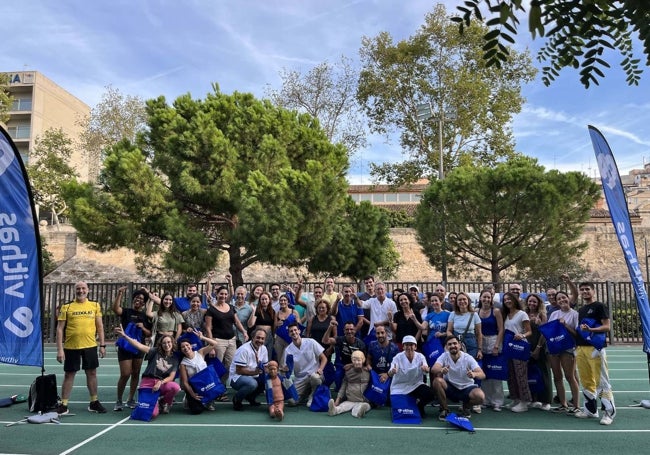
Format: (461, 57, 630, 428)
(114, 325, 181, 417)
(432, 335, 486, 420)
(327, 350, 371, 418)
(265, 361, 285, 421)
(178, 329, 220, 414)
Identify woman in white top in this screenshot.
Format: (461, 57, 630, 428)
(446, 292, 483, 360)
(502, 291, 532, 413)
(546, 290, 580, 413)
(387, 335, 436, 418)
(178, 329, 219, 414)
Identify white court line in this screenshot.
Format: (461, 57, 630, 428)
(57, 415, 131, 455)
(1, 421, 649, 434)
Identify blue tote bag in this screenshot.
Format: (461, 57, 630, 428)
(502, 330, 531, 361)
(483, 354, 509, 380)
(578, 318, 607, 350)
(539, 320, 575, 354)
(363, 370, 391, 406)
(527, 363, 545, 395)
(390, 394, 422, 424)
(422, 335, 444, 365)
(309, 384, 331, 412)
(115, 323, 143, 355)
(188, 367, 227, 404)
(130, 387, 160, 422)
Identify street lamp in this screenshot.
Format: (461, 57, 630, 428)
(416, 101, 453, 283)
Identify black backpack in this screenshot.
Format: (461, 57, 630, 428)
(28, 374, 58, 413)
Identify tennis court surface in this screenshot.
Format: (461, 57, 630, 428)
(1, 345, 650, 455)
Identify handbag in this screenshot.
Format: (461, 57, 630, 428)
(578, 318, 607, 350)
(502, 330, 531, 361)
(115, 322, 143, 355)
(422, 335, 444, 365)
(363, 370, 391, 406)
(390, 394, 422, 424)
(205, 355, 228, 379)
(309, 384, 331, 412)
(527, 363, 545, 395)
(130, 387, 160, 422)
(483, 354, 509, 380)
(188, 367, 227, 404)
(539, 320, 576, 354)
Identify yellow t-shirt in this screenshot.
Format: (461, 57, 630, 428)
(322, 291, 339, 308)
(58, 300, 102, 349)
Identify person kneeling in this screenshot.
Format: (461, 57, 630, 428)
(328, 351, 371, 418)
(431, 335, 485, 420)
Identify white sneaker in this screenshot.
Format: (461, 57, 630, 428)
(505, 400, 520, 409)
(574, 409, 598, 419)
(511, 402, 529, 413)
(493, 405, 502, 412)
(530, 401, 542, 409)
(541, 403, 551, 411)
(600, 414, 614, 425)
(327, 399, 336, 416)
(472, 405, 482, 414)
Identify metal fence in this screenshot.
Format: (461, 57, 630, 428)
(42, 280, 644, 344)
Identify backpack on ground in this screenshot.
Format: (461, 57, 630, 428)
(28, 374, 58, 413)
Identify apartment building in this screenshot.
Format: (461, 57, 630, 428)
(3, 70, 90, 181)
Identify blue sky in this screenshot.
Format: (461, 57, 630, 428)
(2, 0, 649, 183)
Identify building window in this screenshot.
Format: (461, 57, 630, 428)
(359, 194, 372, 202)
(7, 124, 31, 139)
(384, 193, 398, 202)
(398, 193, 411, 202)
(413, 193, 421, 202)
(11, 97, 32, 111)
(372, 193, 385, 203)
(350, 194, 360, 202)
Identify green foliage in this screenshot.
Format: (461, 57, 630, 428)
(415, 156, 600, 283)
(265, 56, 367, 156)
(382, 207, 414, 228)
(357, 3, 536, 185)
(453, 1, 649, 87)
(77, 86, 148, 182)
(308, 199, 400, 281)
(0, 73, 12, 123)
(27, 128, 79, 225)
(64, 86, 350, 285)
(40, 238, 56, 276)
(517, 260, 587, 290)
(612, 308, 642, 339)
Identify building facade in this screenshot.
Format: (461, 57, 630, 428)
(3, 70, 90, 181)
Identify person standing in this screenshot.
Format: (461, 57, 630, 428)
(56, 281, 107, 415)
(574, 282, 616, 425)
(360, 282, 398, 340)
(112, 286, 152, 411)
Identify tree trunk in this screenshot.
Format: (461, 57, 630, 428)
(228, 245, 245, 288)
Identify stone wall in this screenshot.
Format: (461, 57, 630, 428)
(42, 224, 648, 284)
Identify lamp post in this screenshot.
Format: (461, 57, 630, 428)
(416, 101, 450, 282)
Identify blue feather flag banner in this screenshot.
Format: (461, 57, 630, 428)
(589, 125, 650, 355)
(0, 126, 44, 367)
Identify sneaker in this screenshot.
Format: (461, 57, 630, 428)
(286, 399, 297, 407)
(511, 402, 529, 413)
(566, 406, 582, 415)
(233, 398, 244, 411)
(56, 403, 69, 415)
(438, 409, 450, 421)
(541, 403, 551, 411)
(161, 403, 170, 414)
(88, 400, 107, 414)
(460, 407, 472, 418)
(183, 396, 189, 410)
(206, 402, 216, 411)
(126, 399, 137, 409)
(530, 401, 543, 409)
(472, 404, 482, 414)
(306, 398, 313, 408)
(493, 405, 502, 412)
(355, 403, 371, 418)
(553, 395, 560, 404)
(551, 405, 569, 413)
(505, 400, 520, 409)
(247, 399, 261, 407)
(113, 400, 123, 412)
(327, 399, 336, 416)
(574, 409, 598, 419)
(600, 414, 613, 425)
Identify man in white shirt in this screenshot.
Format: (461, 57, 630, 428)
(432, 335, 485, 420)
(282, 322, 328, 406)
(229, 329, 268, 411)
(360, 282, 398, 340)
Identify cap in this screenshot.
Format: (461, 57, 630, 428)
(402, 335, 417, 345)
(409, 285, 419, 292)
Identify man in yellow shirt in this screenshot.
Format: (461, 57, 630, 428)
(56, 281, 107, 414)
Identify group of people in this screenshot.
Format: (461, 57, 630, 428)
(54, 275, 616, 425)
